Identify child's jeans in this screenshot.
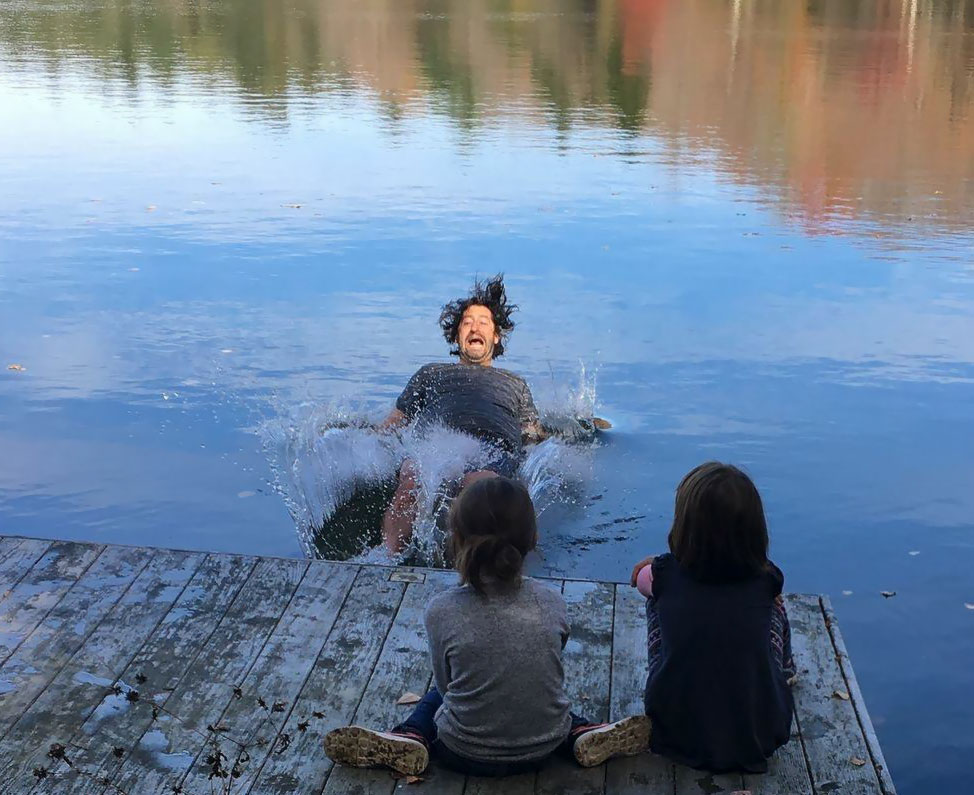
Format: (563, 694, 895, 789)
(392, 688, 596, 777)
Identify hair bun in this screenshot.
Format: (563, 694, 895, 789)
(491, 540, 522, 580)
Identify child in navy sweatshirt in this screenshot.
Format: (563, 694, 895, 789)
(631, 462, 795, 773)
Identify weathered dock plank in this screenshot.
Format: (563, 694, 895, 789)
(176, 559, 360, 794)
(605, 585, 673, 794)
(674, 764, 743, 794)
(0, 540, 103, 668)
(108, 556, 310, 795)
(463, 767, 537, 795)
(787, 594, 885, 795)
(0, 538, 52, 604)
(0, 548, 201, 787)
(742, 716, 814, 795)
(822, 596, 897, 795)
(536, 579, 615, 795)
(0, 544, 146, 739)
(819, 596, 896, 795)
(249, 566, 407, 795)
(0, 536, 25, 564)
(33, 552, 257, 794)
(0, 537, 895, 795)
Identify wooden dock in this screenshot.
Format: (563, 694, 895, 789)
(0, 535, 895, 795)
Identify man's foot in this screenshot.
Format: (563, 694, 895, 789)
(324, 726, 429, 775)
(572, 715, 651, 767)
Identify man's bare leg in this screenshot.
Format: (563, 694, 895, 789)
(382, 460, 419, 556)
(383, 466, 502, 556)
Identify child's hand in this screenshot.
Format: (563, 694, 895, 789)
(630, 556, 654, 586)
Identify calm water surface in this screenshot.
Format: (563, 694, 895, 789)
(2, 1, 973, 791)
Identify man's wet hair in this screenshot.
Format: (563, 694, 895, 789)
(439, 274, 517, 358)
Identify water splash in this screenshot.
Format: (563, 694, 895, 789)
(260, 365, 601, 565)
(259, 403, 400, 558)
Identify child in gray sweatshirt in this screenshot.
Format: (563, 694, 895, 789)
(325, 476, 650, 777)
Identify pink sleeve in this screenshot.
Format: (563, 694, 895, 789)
(636, 564, 654, 598)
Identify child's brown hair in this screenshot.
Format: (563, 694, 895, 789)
(448, 476, 537, 593)
(668, 462, 770, 582)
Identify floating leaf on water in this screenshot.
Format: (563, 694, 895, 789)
(880, 591, 896, 598)
(850, 757, 867, 767)
(282, 203, 302, 209)
(964, 603, 974, 611)
(220, 349, 234, 354)
(146, 205, 157, 212)
(129, 267, 140, 272)
(592, 417, 612, 430)
(6, 364, 26, 372)
(842, 590, 853, 596)
(396, 692, 422, 705)
(908, 550, 920, 556)
(237, 491, 256, 499)
(832, 689, 850, 701)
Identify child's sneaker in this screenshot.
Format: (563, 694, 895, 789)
(572, 715, 652, 767)
(324, 726, 429, 775)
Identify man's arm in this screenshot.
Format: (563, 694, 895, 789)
(518, 378, 549, 444)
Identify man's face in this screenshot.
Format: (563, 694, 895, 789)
(457, 304, 500, 365)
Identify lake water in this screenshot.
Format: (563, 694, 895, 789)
(1, 1, 973, 791)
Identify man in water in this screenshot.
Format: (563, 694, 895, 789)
(381, 274, 544, 555)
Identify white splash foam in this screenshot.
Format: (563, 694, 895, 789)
(260, 365, 600, 565)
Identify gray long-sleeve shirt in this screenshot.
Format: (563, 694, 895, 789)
(423, 577, 573, 762)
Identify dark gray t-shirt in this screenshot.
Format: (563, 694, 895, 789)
(395, 362, 539, 453)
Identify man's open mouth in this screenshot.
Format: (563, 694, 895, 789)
(467, 336, 484, 345)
